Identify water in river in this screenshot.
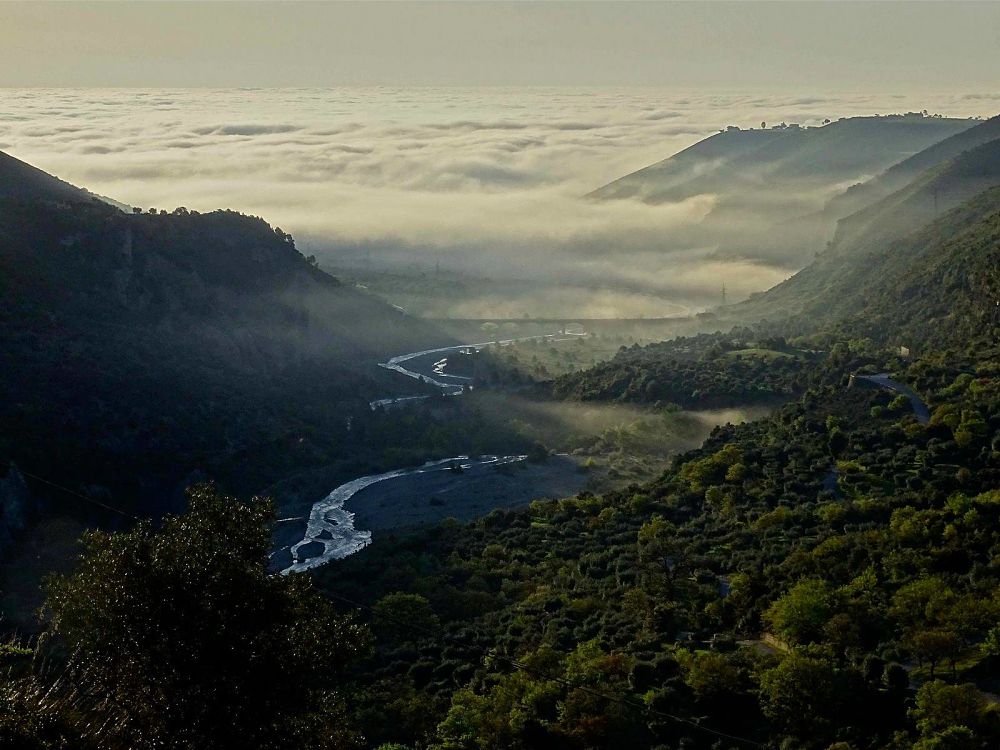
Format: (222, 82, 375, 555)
(281, 455, 527, 574)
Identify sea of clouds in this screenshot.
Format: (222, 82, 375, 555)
(1, 88, 997, 313)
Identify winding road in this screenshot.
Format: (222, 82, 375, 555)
(856, 373, 930, 424)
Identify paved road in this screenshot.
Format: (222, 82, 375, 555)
(856, 373, 930, 424)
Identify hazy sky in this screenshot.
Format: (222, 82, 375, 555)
(2, 1, 999, 89)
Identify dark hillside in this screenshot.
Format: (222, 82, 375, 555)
(0, 150, 108, 204)
(0, 154, 446, 518)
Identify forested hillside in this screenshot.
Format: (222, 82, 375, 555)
(0, 151, 445, 517)
(314, 335, 1000, 750)
(728, 138, 1000, 335)
(551, 333, 820, 407)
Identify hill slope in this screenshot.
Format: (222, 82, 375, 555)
(0, 152, 445, 516)
(827, 114, 1000, 220)
(834, 187, 1000, 347)
(592, 115, 973, 206)
(0, 150, 100, 204)
(726, 137, 1000, 334)
(591, 114, 975, 266)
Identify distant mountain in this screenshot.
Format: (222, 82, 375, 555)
(724, 137, 1000, 345)
(590, 114, 977, 266)
(0, 151, 444, 516)
(589, 127, 788, 203)
(826, 114, 1000, 220)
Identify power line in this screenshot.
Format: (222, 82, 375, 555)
(19, 470, 140, 521)
(321, 590, 763, 748)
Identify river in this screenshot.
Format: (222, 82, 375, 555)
(280, 330, 585, 574)
(281, 454, 528, 574)
(370, 331, 585, 409)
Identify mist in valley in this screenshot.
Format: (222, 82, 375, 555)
(4, 88, 998, 318)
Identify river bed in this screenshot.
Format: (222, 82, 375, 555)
(277, 453, 587, 573)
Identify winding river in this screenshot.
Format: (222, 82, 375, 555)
(370, 331, 585, 409)
(281, 454, 527, 574)
(280, 330, 584, 574)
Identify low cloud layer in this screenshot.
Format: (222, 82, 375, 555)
(2, 88, 997, 314)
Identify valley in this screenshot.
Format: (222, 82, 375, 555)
(1, 81, 999, 750)
(274, 327, 762, 574)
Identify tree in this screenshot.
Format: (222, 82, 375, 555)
(910, 681, 988, 739)
(828, 427, 849, 457)
(758, 652, 838, 741)
(433, 649, 564, 750)
(683, 651, 741, 701)
(903, 629, 961, 680)
(764, 579, 835, 644)
(373, 592, 440, 644)
(913, 726, 978, 750)
(44, 484, 369, 750)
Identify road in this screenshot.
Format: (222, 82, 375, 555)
(856, 373, 931, 424)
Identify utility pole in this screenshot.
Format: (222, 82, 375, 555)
(721, 282, 727, 306)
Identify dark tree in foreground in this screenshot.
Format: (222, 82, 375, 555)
(42, 484, 369, 750)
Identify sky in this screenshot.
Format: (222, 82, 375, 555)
(1, 1, 999, 89)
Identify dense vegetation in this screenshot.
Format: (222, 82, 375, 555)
(0, 187, 454, 519)
(1, 485, 369, 749)
(6, 334, 996, 749)
(314, 336, 1000, 749)
(550, 333, 821, 408)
